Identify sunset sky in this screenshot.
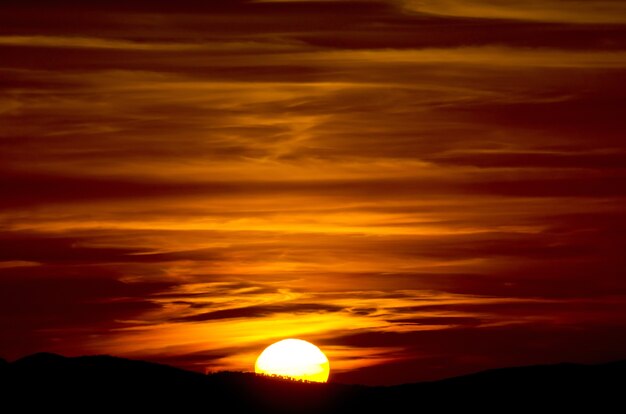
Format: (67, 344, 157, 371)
(2, 0, 626, 385)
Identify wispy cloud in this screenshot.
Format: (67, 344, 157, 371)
(404, 0, 626, 23)
(0, 36, 205, 51)
(1, 0, 625, 385)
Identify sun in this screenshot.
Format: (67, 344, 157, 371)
(255, 338, 330, 383)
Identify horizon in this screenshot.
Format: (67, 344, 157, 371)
(1, 0, 626, 386)
(5, 351, 625, 387)
(4, 351, 623, 411)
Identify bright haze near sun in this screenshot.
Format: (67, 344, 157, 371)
(255, 339, 330, 383)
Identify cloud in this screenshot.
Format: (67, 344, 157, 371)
(404, 0, 626, 24)
(175, 303, 343, 322)
(325, 323, 626, 384)
(427, 151, 626, 169)
(387, 316, 482, 326)
(0, 36, 205, 51)
(0, 275, 170, 359)
(1, 0, 625, 385)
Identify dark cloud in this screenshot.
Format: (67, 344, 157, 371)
(0, 231, 144, 263)
(428, 151, 626, 169)
(175, 303, 343, 322)
(350, 307, 378, 316)
(325, 323, 626, 384)
(0, 276, 171, 359)
(144, 350, 231, 373)
(2, 0, 626, 50)
(2, 168, 625, 212)
(387, 316, 482, 326)
(0, 231, 226, 264)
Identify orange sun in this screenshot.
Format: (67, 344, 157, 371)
(254, 338, 330, 383)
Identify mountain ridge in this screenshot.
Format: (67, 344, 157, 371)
(1, 353, 623, 412)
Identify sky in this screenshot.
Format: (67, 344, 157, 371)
(1, 0, 626, 386)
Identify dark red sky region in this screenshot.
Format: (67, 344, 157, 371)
(1, 0, 626, 385)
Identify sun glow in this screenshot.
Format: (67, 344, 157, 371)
(255, 339, 330, 383)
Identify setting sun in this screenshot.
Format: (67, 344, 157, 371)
(255, 339, 330, 383)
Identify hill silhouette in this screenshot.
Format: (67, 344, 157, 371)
(1, 353, 623, 412)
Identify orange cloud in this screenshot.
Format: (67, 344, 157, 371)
(1, 0, 626, 385)
(403, 0, 626, 23)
